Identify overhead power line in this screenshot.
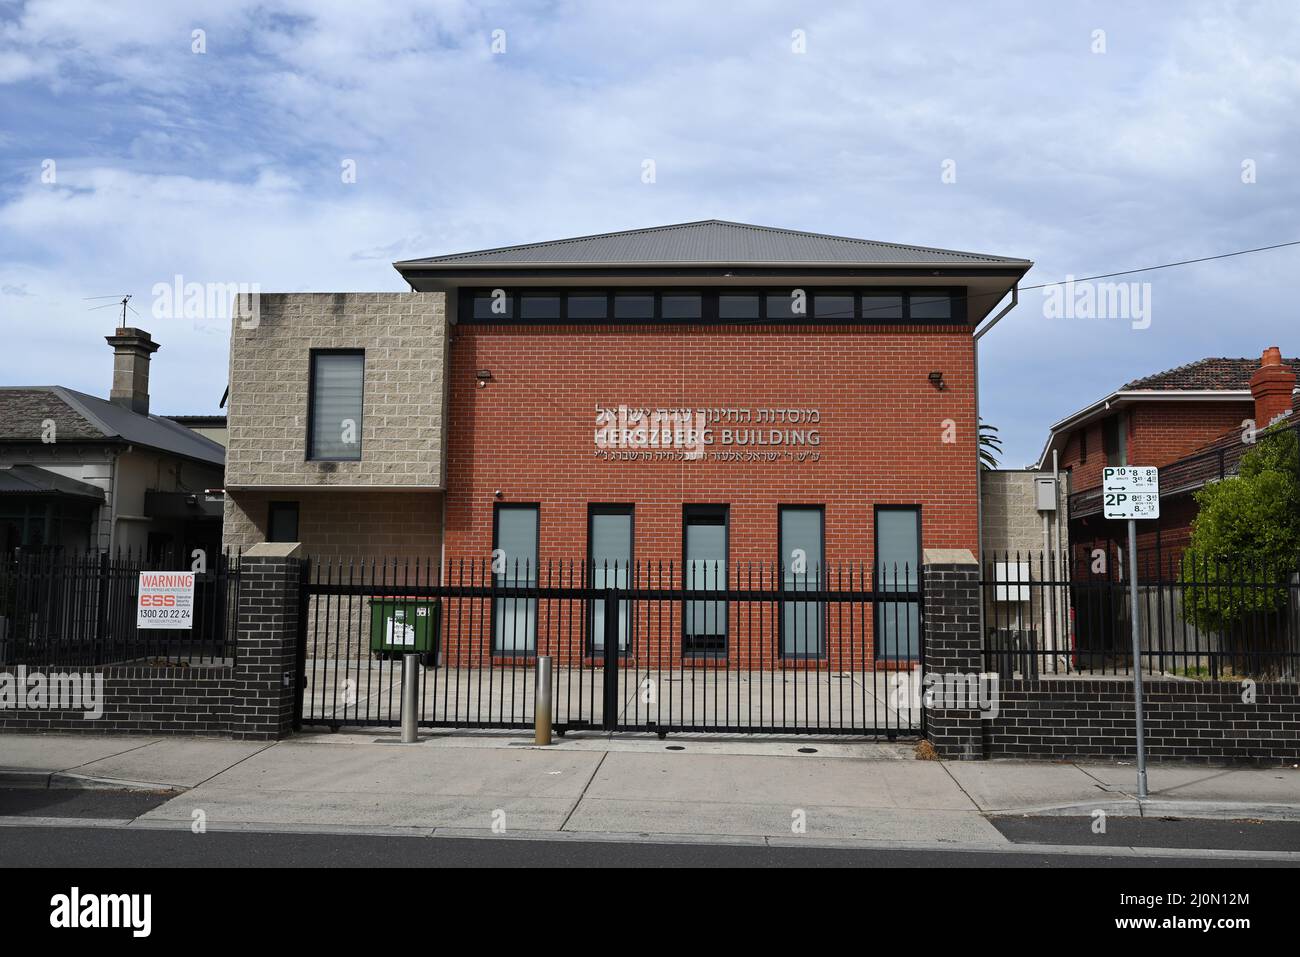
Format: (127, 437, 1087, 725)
(1018, 239, 1300, 292)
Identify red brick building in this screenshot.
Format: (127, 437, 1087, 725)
(225, 221, 1031, 668)
(1038, 349, 1299, 566)
(401, 225, 1027, 550)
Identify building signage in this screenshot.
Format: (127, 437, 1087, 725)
(594, 405, 822, 462)
(136, 572, 196, 630)
(1102, 466, 1160, 520)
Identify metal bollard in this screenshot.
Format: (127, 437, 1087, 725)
(401, 653, 419, 744)
(534, 655, 552, 746)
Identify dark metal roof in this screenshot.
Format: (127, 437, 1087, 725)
(1123, 357, 1300, 391)
(395, 220, 1032, 269)
(0, 465, 105, 500)
(0, 387, 224, 467)
(167, 415, 227, 428)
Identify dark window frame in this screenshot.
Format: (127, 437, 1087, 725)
(586, 504, 635, 656)
(458, 287, 965, 326)
(812, 289, 857, 322)
(490, 502, 541, 657)
(777, 504, 826, 660)
(1102, 414, 1126, 466)
(681, 504, 730, 659)
(267, 501, 300, 543)
(565, 291, 609, 320)
(306, 348, 365, 462)
(873, 505, 923, 662)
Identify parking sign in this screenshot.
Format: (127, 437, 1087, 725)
(1102, 466, 1159, 520)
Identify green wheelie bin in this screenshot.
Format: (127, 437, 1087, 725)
(369, 597, 440, 668)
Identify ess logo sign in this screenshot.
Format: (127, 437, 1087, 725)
(50, 887, 151, 937)
(136, 572, 195, 630)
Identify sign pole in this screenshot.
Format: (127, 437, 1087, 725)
(1126, 518, 1149, 799)
(1104, 465, 1157, 802)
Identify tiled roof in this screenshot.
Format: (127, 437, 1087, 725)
(0, 387, 224, 466)
(395, 220, 1032, 268)
(1123, 357, 1300, 391)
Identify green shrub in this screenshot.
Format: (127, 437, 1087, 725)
(1181, 425, 1299, 632)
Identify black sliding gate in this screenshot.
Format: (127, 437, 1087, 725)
(296, 558, 924, 738)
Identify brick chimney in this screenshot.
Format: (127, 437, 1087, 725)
(105, 327, 160, 415)
(1248, 346, 1296, 428)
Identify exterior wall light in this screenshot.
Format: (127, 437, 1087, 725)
(928, 371, 946, 391)
(476, 369, 493, 388)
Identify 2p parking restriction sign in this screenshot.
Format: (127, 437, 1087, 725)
(1102, 466, 1160, 520)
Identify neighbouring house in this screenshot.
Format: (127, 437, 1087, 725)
(1038, 347, 1299, 567)
(169, 415, 228, 448)
(222, 219, 1031, 665)
(0, 327, 226, 557)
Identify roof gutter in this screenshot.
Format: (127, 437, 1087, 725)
(393, 259, 1032, 270)
(971, 283, 1019, 644)
(972, 283, 1018, 341)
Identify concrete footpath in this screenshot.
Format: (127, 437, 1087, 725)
(2, 731, 1299, 852)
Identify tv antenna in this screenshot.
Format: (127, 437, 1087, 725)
(84, 294, 140, 326)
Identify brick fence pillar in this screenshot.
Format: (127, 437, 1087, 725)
(233, 542, 304, 741)
(922, 548, 985, 759)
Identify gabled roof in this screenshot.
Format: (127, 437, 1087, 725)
(1123, 357, 1300, 391)
(395, 220, 1032, 269)
(0, 465, 105, 500)
(1034, 355, 1299, 469)
(0, 387, 224, 467)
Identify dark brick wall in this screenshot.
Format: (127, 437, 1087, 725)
(0, 665, 237, 735)
(231, 556, 300, 741)
(922, 558, 984, 758)
(0, 554, 302, 741)
(985, 679, 1300, 765)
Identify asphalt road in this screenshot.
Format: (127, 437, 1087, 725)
(0, 787, 1297, 868)
(0, 824, 1293, 868)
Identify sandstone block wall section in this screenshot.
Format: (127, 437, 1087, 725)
(223, 489, 443, 559)
(225, 292, 448, 490)
(980, 469, 1070, 557)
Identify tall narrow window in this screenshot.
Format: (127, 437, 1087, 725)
(493, 505, 538, 654)
(1103, 414, 1126, 466)
(780, 507, 824, 657)
(308, 351, 363, 461)
(589, 506, 633, 653)
(683, 506, 728, 656)
(875, 507, 921, 660)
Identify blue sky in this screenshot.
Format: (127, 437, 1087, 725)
(1, 0, 1297, 466)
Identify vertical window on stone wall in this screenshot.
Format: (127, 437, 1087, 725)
(268, 501, 300, 542)
(308, 350, 364, 461)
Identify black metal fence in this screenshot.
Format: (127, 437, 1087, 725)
(298, 557, 924, 738)
(0, 550, 241, 667)
(982, 550, 1300, 680)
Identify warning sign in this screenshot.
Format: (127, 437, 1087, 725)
(137, 571, 196, 630)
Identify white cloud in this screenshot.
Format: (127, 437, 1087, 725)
(0, 0, 1297, 461)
